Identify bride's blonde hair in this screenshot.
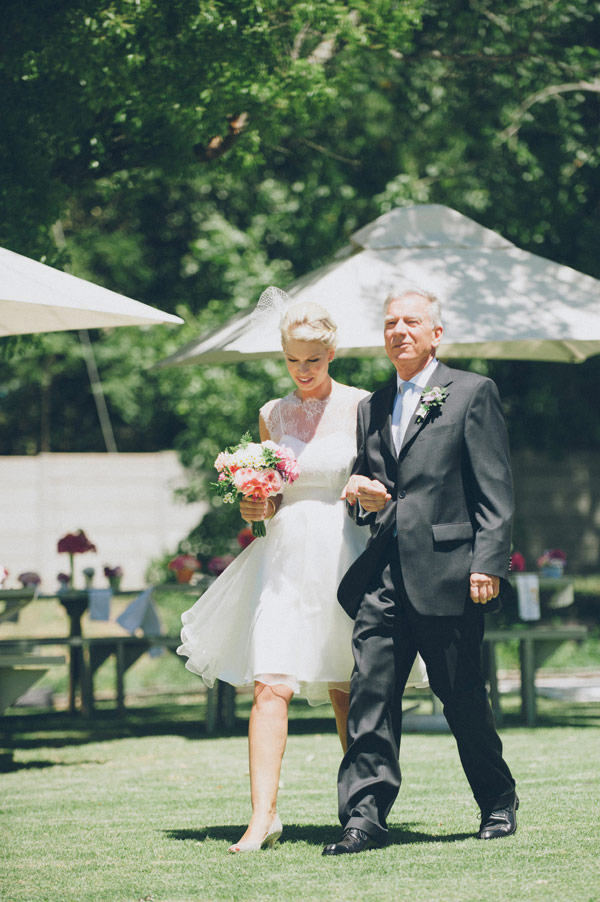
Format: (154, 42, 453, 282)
(280, 301, 338, 351)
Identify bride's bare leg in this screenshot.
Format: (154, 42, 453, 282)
(234, 681, 293, 846)
(329, 687, 349, 753)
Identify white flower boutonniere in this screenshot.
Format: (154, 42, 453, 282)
(416, 386, 448, 423)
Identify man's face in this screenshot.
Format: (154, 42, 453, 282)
(383, 294, 443, 378)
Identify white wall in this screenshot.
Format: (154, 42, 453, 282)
(0, 452, 205, 592)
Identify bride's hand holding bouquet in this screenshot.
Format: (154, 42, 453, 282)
(212, 432, 300, 537)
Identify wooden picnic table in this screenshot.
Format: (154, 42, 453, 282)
(483, 623, 588, 726)
(0, 588, 37, 624)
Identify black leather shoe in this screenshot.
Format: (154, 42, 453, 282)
(477, 795, 519, 839)
(322, 828, 381, 855)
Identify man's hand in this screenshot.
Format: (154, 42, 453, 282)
(470, 573, 500, 605)
(341, 475, 392, 512)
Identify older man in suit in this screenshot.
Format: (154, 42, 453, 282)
(323, 289, 518, 855)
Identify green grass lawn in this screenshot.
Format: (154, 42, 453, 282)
(1, 696, 599, 902)
(2, 586, 599, 901)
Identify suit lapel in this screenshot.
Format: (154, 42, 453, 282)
(399, 361, 454, 454)
(374, 381, 397, 461)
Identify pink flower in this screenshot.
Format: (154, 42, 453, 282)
(232, 467, 282, 500)
(537, 548, 567, 569)
(214, 452, 230, 471)
(168, 554, 201, 573)
(275, 446, 301, 482)
(206, 554, 235, 576)
(211, 435, 300, 538)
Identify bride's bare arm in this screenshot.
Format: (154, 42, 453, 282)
(239, 412, 282, 522)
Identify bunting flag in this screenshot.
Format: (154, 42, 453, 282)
(116, 587, 164, 657)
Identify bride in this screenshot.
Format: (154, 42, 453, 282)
(177, 295, 427, 853)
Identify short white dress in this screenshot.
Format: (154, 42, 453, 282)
(177, 381, 427, 705)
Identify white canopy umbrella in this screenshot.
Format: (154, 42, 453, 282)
(0, 245, 183, 336)
(157, 205, 600, 366)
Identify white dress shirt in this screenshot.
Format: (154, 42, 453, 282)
(391, 357, 439, 453)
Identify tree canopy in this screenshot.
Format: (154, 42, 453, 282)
(1, 0, 599, 477)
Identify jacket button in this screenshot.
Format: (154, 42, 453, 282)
(398, 490, 406, 499)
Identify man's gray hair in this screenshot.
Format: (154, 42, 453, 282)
(383, 288, 443, 328)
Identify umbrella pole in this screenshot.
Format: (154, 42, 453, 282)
(78, 330, 118, 454)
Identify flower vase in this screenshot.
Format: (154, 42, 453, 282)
(176, 568, 194, 584)
(109, 576, 122, 593)
(541, 563, 565, 579)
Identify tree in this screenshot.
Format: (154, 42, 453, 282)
(0, 0, 423, 260)
(1, 0, 599, 465)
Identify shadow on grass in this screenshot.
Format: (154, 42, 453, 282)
(165, 824, 472, 847)
(2, 695, 599, 764)
(0, 703, 342, 751)
(0, 755, 108, 773)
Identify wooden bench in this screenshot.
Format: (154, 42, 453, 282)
(0, 588, 37, 625)
(74, 636, 235, 733)
(0, 636, 233, 733)
(0, 653, 66, 713)
(483, 625, 589, 726)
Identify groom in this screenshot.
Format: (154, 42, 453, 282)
(323, 289, 518, 855)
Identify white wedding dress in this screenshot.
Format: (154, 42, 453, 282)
(177, 381, 427, 705)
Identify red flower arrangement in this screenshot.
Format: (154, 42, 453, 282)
(509, 552, 526, 572)
(57, 530, 97, 556)
(237, 527, 255, 549)
(168, 554, 202, 584)
(57, 529, 97, 588)
(206, 555, 235, 576)
(537, 548, 567, 575)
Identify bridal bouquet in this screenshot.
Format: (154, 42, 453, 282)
(212, 433, 300, 537)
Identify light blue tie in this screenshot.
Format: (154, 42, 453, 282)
(393, 383, 418, 453)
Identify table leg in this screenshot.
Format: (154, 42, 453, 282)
(205, 684, 217, 735)
(80, 641, 94, 717)
(59, 594, 89, 713)
(519, 637, 536, 726)
(116, 641, 125, 712)
(220, 683, 236, 731)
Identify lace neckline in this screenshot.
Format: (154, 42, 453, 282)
(262, 381, 364, 445)
(289, 381, 336, 409)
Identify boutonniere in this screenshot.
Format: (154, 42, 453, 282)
(416, 386, 448, 423)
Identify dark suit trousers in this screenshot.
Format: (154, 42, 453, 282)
(338, 538, 516, 843)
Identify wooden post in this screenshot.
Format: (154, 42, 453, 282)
(519, 637, 536, 726)
(431, 692, 442, 715)
(205, 684, 217, 735)
(116, 639, 125, 712)
(220, 683, 236, 731)
(57, 592, 89, 713)
(80, 640, 94, 716)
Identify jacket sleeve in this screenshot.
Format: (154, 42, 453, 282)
(464, 378, 514, 579)
(346, 397, 377, 527)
